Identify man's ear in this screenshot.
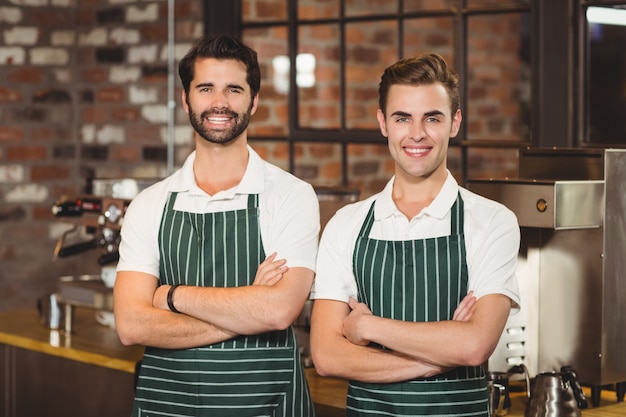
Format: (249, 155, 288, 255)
(450, 109, 462, 138)
(377, 109, 388, 138)
(181, 90, 190, 114)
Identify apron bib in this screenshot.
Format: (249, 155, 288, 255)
(132, 193, 314, 417)
(348, 194, 488, 417)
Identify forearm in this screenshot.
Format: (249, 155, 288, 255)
(364, 317, 477, 367)
(312, 336, 445, 383)
(169, 268, 314, 335)
(310, 299, 448, 383)
(115, 304, 236, 349)
(360, 295, 511, 367)
(114, 271, 236, 349)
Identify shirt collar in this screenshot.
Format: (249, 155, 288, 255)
(375, 171, 459, 220)
(169, 145, 265, 198)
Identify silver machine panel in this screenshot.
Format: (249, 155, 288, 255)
(467, 149, 626, 396)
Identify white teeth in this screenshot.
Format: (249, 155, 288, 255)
(206, 117, 230, 123)
(405, 148, 428, 155)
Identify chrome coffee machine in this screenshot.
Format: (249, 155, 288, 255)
(50, 178, 153, 332)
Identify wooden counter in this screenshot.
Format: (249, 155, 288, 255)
(2, 308, 624, 417)
(305, 372, 626, 417)
(0, 308, 143, 373)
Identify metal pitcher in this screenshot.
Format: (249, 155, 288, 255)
(37, 293, 64, 330)
(487, 364, 530, 416)
(525, 366, 588, 417)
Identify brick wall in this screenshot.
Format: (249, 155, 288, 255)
(0, 0, 203, 310)
(0, 1, 523, 310)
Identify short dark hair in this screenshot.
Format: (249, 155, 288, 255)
(178, 34, 261, 99)
(378, 53, 460, 116)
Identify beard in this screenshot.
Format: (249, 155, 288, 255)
(188, 102, 253, 145)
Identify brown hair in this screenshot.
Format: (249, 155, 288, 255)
(178, 34, 261, 100)
(378, 53, 460, 116)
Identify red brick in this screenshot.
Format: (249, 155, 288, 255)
(33, 205, 56, 221)
(126, 124, 162, 144)
(0, 127, 24, 142)
(7, 145, 48, 161)
(82, 106, 110, 124)
(7, 68, 44, 84)
(320, 161, 342, 181)
(96, 87, 125, 102)
(81, 68, 108, 83)
(111, 107, 141, 122)
(110, 145, 141, 162)
(31, 127, 71, 142)
(29, 9, 72, 26)
(30, 165, 72, 181)
(310, 143, 336, 158)
(0, 88, 22, 102)
(140, 23, 168, 42)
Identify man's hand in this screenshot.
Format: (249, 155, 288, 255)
(342, 297, 373, 346)
(453, 290, 477, 321)
(252, 252, 288, 286)
(153, 284, 170, 311)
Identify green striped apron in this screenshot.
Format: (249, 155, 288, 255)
(132, 192, 314, 417)
(348, 194, 488, 417)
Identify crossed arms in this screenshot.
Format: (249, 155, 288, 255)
(310, 292, 511, 383)
(114, 253, 312, 349)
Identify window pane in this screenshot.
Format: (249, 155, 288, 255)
(242, 27, 289, 137)
(586, 6, 626, 144)
(293, 142, 344, 185)
(345, 0, 398, 17)
(465, 147, 519, 179)
(403, 0, 456, 12)
(466, 0, 530, 8)
(250, 140, 290, 171)
(347, 143, 394, 198)
(242, 0, 287, 23)
(466, 12, 531, 141)
(345, 20, 399, 129)
(298, 0, 340, 20)
(403, 17, 454, 61)
(298, 24, 342, 129)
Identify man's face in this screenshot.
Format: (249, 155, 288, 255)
(183, 57, 258, 145)
(377, 83, 462, 182)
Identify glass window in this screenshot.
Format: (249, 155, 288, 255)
(298, 0, 341, 20)
(242, 27, 289, 137)
(242, 0, 287, 23)
(403, 17, 455, 62)
(403, 0, 456, 12)
(345, 0, 397, 17)
(585, 5, 626, 144)
(466, 12, 531, 142)
(298, 24, 342, 129)
(465, 0, 530, 8)
(345, 20, 398, 129)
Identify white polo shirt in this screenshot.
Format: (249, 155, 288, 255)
(117, 146, 320, 279)
(311, 172, 520, 312)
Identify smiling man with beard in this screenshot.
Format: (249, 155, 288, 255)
(114, 34, 319, 417)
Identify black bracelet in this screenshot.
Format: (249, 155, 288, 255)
(167, 284, 181, 313)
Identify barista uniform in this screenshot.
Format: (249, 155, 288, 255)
(118, 147, 318, 417)
(311, 173, 520, 417)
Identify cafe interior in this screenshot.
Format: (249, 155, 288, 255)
(1, 0, 626, 416)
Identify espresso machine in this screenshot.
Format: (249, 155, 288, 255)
(468, 148, 626, 406)
(50, 178, 152, 332)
